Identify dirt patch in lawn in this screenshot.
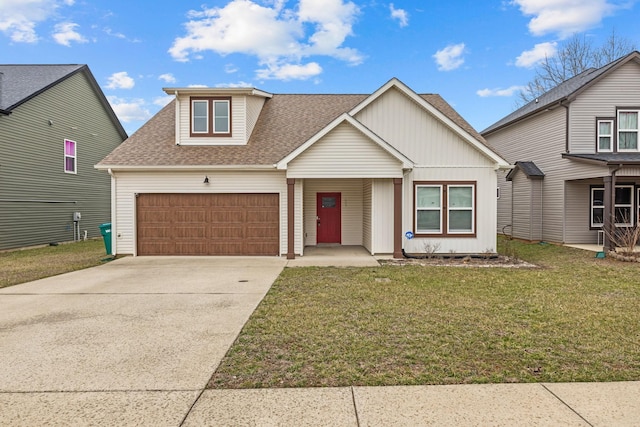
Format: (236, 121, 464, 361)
(379, 254, 538, 268)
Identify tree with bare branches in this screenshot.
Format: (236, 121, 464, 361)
(518, 31, 636, 105)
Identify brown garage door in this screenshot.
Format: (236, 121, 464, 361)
(136, 193, 279, 256)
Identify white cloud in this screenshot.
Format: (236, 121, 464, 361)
(107, 96, 151, 122)
(512, 0, 620, 39)
(153, 95, 174, 107)
(0, 0, 73, 43)
(225, 63, 238, 73)
(169, 0, 361, 81)
(52, 22, 87, 46)
(389, 3, 409, 27)
(256, 62, 322, 80)
(515, 42, 557, 68)
(433, 43, 466, 71)
(215, 81, 254, 88)
(477, 85, 526, 97)
(158, 73, 177, 83)
(106, 71, 135, 90)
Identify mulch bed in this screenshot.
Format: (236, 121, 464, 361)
(379, 254, 537, 268)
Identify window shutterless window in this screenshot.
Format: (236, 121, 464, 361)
(414, 182, 476, 237)
(597, 119, 613, 152)
(617, 110, 638, 151)
(64, 139, 76, 174)
(190, 96, 231, 137)
(590, 185, 634, 227)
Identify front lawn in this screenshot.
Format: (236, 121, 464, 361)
(209, 239, 640, 388)
(0, 239, 109, 288)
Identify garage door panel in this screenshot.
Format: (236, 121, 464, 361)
(136, 193, 279, 256)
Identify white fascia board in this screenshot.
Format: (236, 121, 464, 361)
(350, 77, 510, 168)
(162, 87, 273, 98)
(276, 113, 414, 170)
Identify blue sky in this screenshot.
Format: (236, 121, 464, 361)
(2, 0, 639, 136)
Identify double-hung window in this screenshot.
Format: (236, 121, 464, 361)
(415, 182, 475, 236)
(190, 96, 231, 137)
(64, 139, 76, 174)
(597, 119, 613, 152)
(590, 185, 634, 227)
(617, 110, 638, 151)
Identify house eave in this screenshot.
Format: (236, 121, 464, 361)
(162, 87, 273, 98)
(95, 164, 277, 171)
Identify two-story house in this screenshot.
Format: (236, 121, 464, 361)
(482, 51, 640, 250)
(0, 64, 127, 250)
(97, 78, 509, 258)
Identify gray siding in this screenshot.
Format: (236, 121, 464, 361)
(0, 71, 124, 250)
(570, 61, 640, 153)
(511, 173, 543, 241)
(485, 108, 566, 243)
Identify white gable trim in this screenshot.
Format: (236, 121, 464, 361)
(350, 78, 510, 169)
(276, 113, 414, 170)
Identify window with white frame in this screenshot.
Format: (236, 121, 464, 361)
(190, 96, 231, 137)
(415, 182, 475, 236)
(591, 185, 634, 227)
(617, 110, 638, 151)
(597, 119, 613, 152)
(64, 139, 76, 174)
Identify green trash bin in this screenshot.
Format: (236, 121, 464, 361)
(99, 223, 112, 255)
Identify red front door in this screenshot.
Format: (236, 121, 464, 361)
(317, 193, 341, 244)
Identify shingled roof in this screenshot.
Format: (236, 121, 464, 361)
(482, 51, 640, 135)
(0, 64, 127, 139)
(97, 91, 488, 168)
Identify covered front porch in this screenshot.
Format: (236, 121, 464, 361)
(285, 177, 403, 259)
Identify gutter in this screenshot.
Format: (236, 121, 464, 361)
(95, 164, 277, 171)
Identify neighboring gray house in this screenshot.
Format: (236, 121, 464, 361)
(97, 78, 509, 258)
(482, 51, 640, 249)
(0, 64, 127, 250)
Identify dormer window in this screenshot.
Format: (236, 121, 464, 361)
(190, 96, 231, 137)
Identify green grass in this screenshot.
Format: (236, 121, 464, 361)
(0, 239, 110, 288)
(209, 238, 640, 388)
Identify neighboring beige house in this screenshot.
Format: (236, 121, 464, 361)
(96, 78, 509, 258)
(482, 51, 640, 250)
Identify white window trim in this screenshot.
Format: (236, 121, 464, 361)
(64, 139, 77, 174)
(597, 119, 613, 153)
(191, 99, 209, 134)
(447, 185, 475, 234)
(415, 184, 443, 234)
(591, 187, 604, 228)
(212, 100, 230, 134)
(591, 185, 635, 227)
(617, 110, 639, 152)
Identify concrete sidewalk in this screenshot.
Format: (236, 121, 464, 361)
(183, 382, 640, 426)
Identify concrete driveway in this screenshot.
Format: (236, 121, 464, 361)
(0, 256, 286, 426)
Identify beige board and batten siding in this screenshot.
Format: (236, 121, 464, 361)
(110, 170, 288, 255)
(372, 179, 394, 253)
(485, 107, 566, 243)
(176, 94, 249, 145)
(363, 179, 372, 252)
(0, 71, 123, 250)
(286, 122, 403, 178)
(402, 167, 499, 254)
(354, 87, 490, 167)
(569, 61, 640, 153)
(303, 179, 363, 246)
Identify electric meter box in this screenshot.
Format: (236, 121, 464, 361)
(73, 212, 82, 221)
